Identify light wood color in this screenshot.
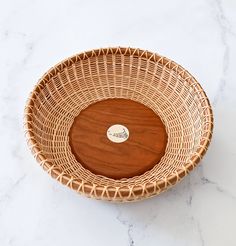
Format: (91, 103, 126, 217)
(24, 47, 213, 202)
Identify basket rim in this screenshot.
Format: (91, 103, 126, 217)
(24, 46, 214, 202)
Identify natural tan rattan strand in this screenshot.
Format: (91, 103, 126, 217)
(24, 47, 213, 202)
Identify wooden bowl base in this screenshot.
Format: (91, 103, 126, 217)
(69, 99, 167, 179)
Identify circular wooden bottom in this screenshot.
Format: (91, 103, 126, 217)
(69, 99, 167, 179)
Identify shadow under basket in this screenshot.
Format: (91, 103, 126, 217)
(24, 47, 213, 202)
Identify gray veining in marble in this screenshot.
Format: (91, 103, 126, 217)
(0, 0, 236, 245)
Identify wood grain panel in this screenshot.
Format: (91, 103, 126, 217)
(69, 99, 167, 179)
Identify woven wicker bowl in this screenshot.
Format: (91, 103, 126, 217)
(24, 47, 213, 202)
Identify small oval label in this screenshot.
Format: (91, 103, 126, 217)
(107, 124, 129, 143)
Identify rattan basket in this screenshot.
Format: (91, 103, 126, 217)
(24, 47, 213, 202)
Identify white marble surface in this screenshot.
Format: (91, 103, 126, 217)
(0, 0, 236, 245)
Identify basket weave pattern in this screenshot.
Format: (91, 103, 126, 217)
(24, 47, 213, 202)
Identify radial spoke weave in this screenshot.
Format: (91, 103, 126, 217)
(24, 47, 213, 202)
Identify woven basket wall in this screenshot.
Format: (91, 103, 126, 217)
(24, 47, 213, 202)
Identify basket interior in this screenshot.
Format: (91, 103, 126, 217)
(26, 48, 212, 194)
